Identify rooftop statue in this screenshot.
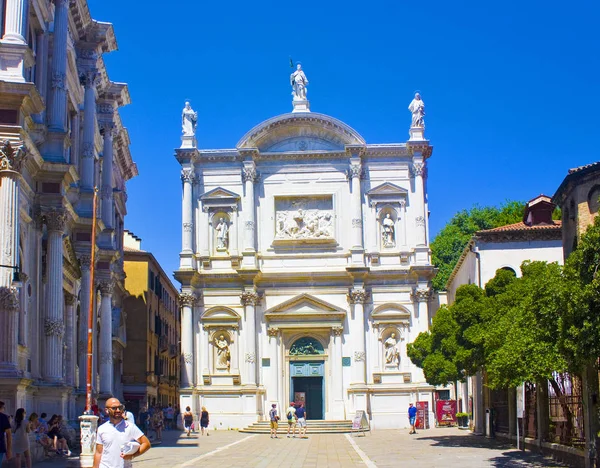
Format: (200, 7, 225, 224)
(408, 93, 425, 128)
(182, 101, 198, 136)
(290, 63, 309, 100)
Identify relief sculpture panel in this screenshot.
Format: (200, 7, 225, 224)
(274, 196, 335, 244)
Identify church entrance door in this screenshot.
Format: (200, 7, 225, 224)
(290, 361, 324, 420)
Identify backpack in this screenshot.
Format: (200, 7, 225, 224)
(287, 410, 293, 420)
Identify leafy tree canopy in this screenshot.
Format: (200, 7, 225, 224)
(431, 201, 525, 290)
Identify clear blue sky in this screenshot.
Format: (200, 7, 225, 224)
(88, 0, 600, 283)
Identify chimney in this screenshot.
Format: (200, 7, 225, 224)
(523, 195, 555, 226)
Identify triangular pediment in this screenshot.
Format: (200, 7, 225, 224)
(265, 293, 346, 322)
(367, 182, 408, 197)
(200, 187, 240, 201)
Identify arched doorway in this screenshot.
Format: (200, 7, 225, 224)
(289, 337, 325, 420)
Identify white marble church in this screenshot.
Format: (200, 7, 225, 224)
(174, 71, 436, 429)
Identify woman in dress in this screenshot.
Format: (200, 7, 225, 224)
(182, 406, 194, 437)
(12, 408, 32, 468)
(200, 406, 209, 436)
(152, 407, 163, 441)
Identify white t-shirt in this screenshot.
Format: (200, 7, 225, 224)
(97, 418, 144, 468)
(286, 406, 296, 420)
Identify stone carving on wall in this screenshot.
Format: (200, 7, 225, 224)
(215, 218, 229, 251)
(384, 332, 400, 368)
(408, 92, 425, 128)
(290, 63, 309, 100)
(245, 352, 256, 363)
(275, 197, 334, 241)
(354, 351, 366, 362)
(289, 337, 324, 356)
(178, 293, 197, 307)
(214, 334, 231, 371)
(381, 213, 395, 247)
(182, 101, 198, 136)
(347, 288, 369, 305)
(240, 291, 261, 306)
(411, 287, 431, 302)
(44, 210, 67, 232)
(183, 353, 193, 364)
(0, 287, 19, 311)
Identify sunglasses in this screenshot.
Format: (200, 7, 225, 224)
(106, 405, 125, 411)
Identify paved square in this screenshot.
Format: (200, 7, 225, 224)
(34, 427, 571, 467)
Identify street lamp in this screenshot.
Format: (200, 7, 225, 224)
(0, 264, 21, 287)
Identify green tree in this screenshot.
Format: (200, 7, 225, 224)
(431, 201, 525, 290)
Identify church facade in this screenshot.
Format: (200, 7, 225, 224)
(175, 88, 435, 429)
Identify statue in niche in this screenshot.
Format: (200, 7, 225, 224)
(408, 93, 425, 128)
(214, 334, 231, 371)
(181, 101, 198, 136)
(381, 213, 395, 247)
(384, 332, 400, 367)
(290, 63, 309, 100)
(215, 217, 229, 251)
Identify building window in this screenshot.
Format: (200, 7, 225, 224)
(588, 185, 600, 214)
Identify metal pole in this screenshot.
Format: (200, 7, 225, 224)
(85, 187, 98, 412)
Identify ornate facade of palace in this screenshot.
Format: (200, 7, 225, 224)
(0, 0, 136, 419)
(174, 89, 437, 429)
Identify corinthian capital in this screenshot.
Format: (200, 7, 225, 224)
(240, 291, 261, 306)
(347, 288, 369, 305)
(411, 287, 431, 302)
(44, 210, 67, 232)
(0, 140, 27, 173)
(178, 293, 197, 307)
(79, 69, 99, 88)
(242, 166, 258, 183)
(346, 163, 362, 180)
(0, 287, 19, 312)
(412, 162, 425, 177)
(181, 168, 195, 184)
(98, 280, 114, 295)
(78, 255, 92, 270)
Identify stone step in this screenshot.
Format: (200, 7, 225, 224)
(240, 419, 356, 434)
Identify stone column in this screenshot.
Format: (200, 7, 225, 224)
(78, 255, 91, 390)
(240, 290, 260, 385)
(348, 161, 364, 251)
(412, 161, 427, 246)
(0, 288, 19, 376)
(267, 327, 279, 403)
(332, 326, 344, 409)
(400, 199, 407, 247)
(181, 168, 194, 254)
(178, 293, 196, 388)
(202, 325, 210, 376)
(64, 292, 76, 387)
(0, 160, 22, 287)
(47, 0, 69, 132)
(80, 70, 98, 190)
(347, 289, 368, 384)
(2, 0, 29, 43)
(242, 163, 257, 253)
(98, 280, 113, 395)
(100, 123, 115, 229)
(43, 210, 67, 381)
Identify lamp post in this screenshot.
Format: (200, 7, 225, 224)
(78, 187, 99, 467)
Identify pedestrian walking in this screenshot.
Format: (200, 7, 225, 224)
(151, 408, 163, 442)
(295, 402, 308, 438)
(12, 408, 32, 468)
(93, 398, 150, 468)
(182, 407, 194, 437)
(269, 404, 279, 439)
(200, 407, 209, 436)
(0, 401, 12, 466)
(285, 402, 296, 438)
(408, 403, 418, 434)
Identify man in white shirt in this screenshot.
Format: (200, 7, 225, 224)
(285, 403, 296, 438)
(93, 398, 150, 468)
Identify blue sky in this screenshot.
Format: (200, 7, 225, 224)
(88, 0, 600, 283)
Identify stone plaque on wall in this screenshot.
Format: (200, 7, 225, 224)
(273, 196, 335, 244)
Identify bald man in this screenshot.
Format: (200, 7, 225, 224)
(93, 398, 150, 468)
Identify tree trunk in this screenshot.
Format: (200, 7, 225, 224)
(582, 362, 599, 468)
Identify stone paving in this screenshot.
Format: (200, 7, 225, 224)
(32, 426, 571, 467)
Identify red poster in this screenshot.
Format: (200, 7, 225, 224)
(436, 399, 457, 426)
(415, 401, 429, 430)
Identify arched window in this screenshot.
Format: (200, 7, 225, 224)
(289, 337, 324, 356)
(587, 185, 600, 214)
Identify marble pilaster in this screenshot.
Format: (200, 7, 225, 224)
(0, 287, 19, 376)
(98, 280, 113, 395)
(412, 161, 427, 246)
(242, 163, 257, 267)
(79, 69, 98, 190)
(2, 0, 29, 43)
(100, 122, 115, 229)
(43, 210, 67, 381)
(348, 160, 364, 250)
(240, 290, 260, 385)
(47, 0, 69, 132)
(178, 293, 196, 388)
(267, 327, 280, 403)
(0, 0, 30, 82)
(78, 255, 91, 390)
(64, 292, 76, 386)
(181, 168, 194, 254)
(348, 288, 368, 384)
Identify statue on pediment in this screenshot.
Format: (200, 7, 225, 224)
(290, 63, 309, 100)
(182, 101, 198, 136)
(408, 93, 425, 128)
